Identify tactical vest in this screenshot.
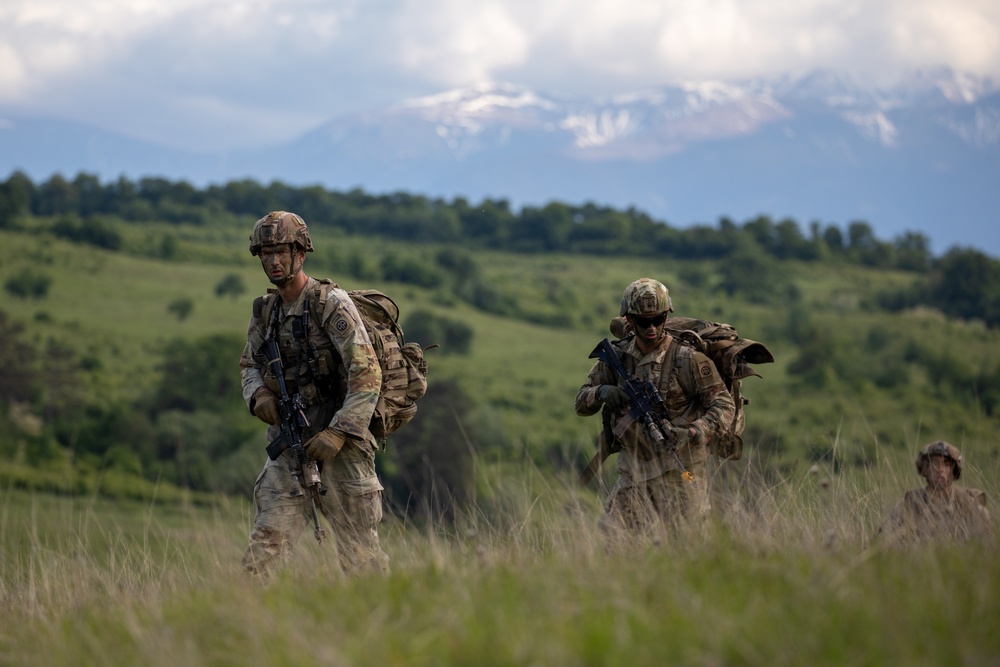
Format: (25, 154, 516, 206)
(253, 279, 428, 443)
(608, 315, 773, 461)
(253, 286, 340, 409)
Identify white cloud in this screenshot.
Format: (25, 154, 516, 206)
(0, 0, 193, 99)
(0, 0, 997, 149)
(888, 1, 1000, 76)
(391, 0, 530, 84)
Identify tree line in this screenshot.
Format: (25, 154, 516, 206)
(0, 170, 949, 267)
(2, 170, 999, 328)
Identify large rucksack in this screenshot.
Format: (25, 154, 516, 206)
(609, 315, 773, 460)
(257, 279, 429, 444)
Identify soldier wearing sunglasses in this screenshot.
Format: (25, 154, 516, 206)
(575, 278, 736, 541)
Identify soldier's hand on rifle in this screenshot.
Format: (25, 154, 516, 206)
(669, 426, 702, 448)
(264, 375, 282, 395)
(252, 389, 280, 425)
(598, 385, 630, 411)
(305, 429, 346, 461)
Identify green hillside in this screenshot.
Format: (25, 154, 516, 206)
(2, 211, 998, 507)
(2, 186, 999, 665)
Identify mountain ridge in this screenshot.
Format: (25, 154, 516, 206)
(2, 69, 998, 254)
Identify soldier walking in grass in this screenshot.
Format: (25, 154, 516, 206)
(239, 211, 389, 577)
(882, 440, 993, 546)
(575, 278, 736, 541)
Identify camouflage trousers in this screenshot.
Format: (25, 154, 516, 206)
(241, 440, 389, 578)
(600, 460, 711, 544)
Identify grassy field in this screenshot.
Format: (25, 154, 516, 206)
(1, 452, 998, 666)
(2, 218, 999, 664)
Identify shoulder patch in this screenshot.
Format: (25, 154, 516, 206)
(333, 315, 351, 334)
(698, 360, 714, 378)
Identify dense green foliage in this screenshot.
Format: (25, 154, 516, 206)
(0, 170, 940, 266)
(4, 270, 52, 300)
(877, 246, 1000, 327)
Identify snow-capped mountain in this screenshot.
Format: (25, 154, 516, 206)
(302, 72, 999, 158)
(1, 71, 998, 254)
(306, 80, 792, 160)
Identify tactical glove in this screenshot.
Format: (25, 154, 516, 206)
(670, 426, 691, 449)
(264, 375, 282, 396)
(252, 389, 280, 425)
(669, 426, 699, 449)
(598, 385, 630, 411)
(305, 429, 346, 461)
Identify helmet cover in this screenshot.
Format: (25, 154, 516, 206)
(249, 211, 314, 256)
(620, 278, 674, 317)
(915, 440, 963, 480)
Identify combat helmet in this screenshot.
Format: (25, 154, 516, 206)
(249, 211, 314, 256)
(915, 440, 963, 480)
(620, 278, 674, 317)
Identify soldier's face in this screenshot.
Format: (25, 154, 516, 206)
(629, 312, 668, 350)
(924, 455, 955, 489)
(260, 244, 302, 286)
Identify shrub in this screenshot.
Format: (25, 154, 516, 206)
(380, 252, 444, 288)
(5, 270, 51, 300)
(51, 215, 122, 250)
(167, 297, 194, 321)
(403, 310, 474, 354)
(214, 273, 246, 299)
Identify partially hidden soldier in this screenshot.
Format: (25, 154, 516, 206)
(575, 278, 736, 541)
(240, 211, 389, 578)
(881, 441, 993, 546)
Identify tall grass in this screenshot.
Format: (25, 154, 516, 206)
(2, 442, 997, 666)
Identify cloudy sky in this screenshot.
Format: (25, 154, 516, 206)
(2, 0, 999, 152)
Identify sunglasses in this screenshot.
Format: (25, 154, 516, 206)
(632, 313, 668, 329)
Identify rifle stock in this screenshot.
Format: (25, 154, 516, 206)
(585, 338, 693, 483)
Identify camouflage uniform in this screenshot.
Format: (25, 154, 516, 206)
(882, 441, 993, 546)
(240, 212, 388, 577)
(576, 279, 736, 539)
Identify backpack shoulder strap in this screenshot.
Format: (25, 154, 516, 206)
(307, 278, 340, 327)
(253, 289, 281, 339)
(253, 288, 278, 318)
(665, 337, 692, 394)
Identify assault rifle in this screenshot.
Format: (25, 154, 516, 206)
(579, 338, 693, 486)
(263, 338, 327, 546)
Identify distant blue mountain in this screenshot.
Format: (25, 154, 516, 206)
(2, 72, 998, 256)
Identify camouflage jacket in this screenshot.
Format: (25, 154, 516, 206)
(575, 334, 736, 482)
(240, 277, 382, 446)
(883, 486, 993, 546)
